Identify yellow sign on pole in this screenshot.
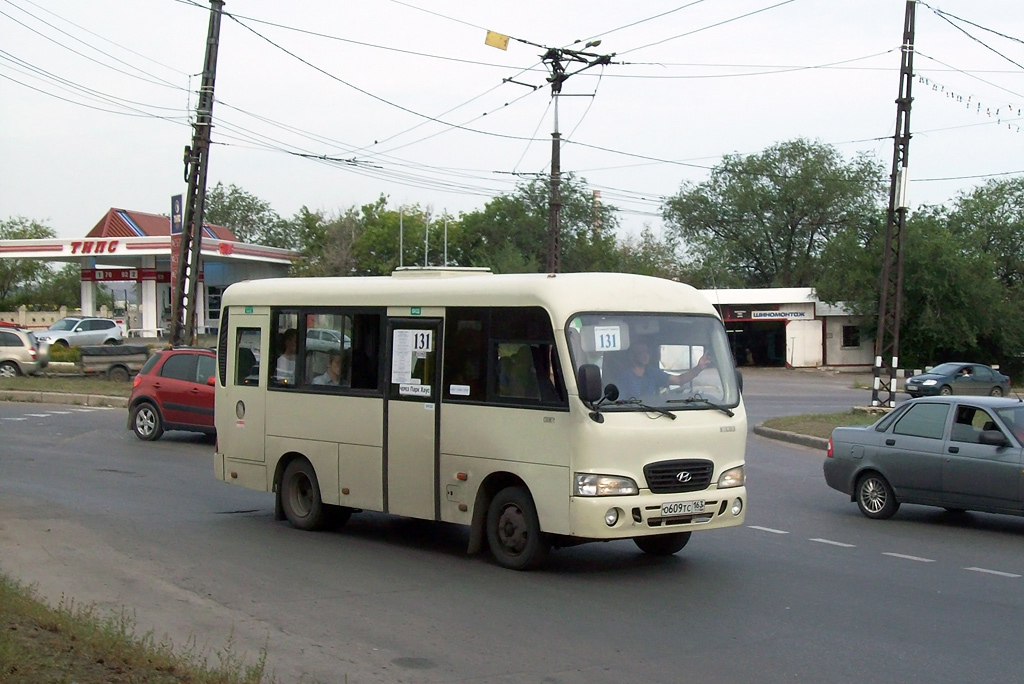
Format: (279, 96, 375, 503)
(484, 30, 509, 51)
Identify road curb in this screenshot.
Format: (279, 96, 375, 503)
(0, 390, 128, 408)
(753, 424, 828, 451)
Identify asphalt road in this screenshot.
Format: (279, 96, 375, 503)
(1, 370, 1021, 684)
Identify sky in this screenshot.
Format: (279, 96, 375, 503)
(2, 0, 1023, 242)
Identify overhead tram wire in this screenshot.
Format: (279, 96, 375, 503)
(512, 98, 552, 174)
(177, 0, 541, 72)
(0, 70, 189, 120)
(924, 8, 1024, 72)
(617, 0, 799, 56)
(224, 13, 551, 146)
(917, 52, 1024, 101)
(12, 0, 191, 78)
(0, 5, 188, 90)
(573, 0, 712, 45)
(209, 117, 522, 198)
(215, 98, 525, 191)
(0, 52, 191, 119)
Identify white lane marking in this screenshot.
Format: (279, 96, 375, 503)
(49, 410, 73, 414)
(883, 552, 935, 563)
(748, 525, 789, 534)
(810, 538, 856, 547)
(24, 413, 51, 417)
(1, 417, 28, 421)
(965, 567, 1021, 578)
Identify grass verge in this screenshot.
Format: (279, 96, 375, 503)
(0, 572, 271, 684)
(0, 374, 133, 397)
(761, 410, 882, 440)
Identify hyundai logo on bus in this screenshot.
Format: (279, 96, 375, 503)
(676, 471, 693, 483)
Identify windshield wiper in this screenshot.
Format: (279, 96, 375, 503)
(666, 395, 735, 417)
(615, 397, 676, 420)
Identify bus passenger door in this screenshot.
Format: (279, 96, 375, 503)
(385, 318, 442, 520)
(221, 315, 268, 464)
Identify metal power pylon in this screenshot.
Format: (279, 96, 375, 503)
(872, 0, 917, 407)
(538, 44, 612, 273)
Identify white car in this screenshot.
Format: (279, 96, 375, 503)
(305, 328, 350, 352)
(36, 317, 124, 347)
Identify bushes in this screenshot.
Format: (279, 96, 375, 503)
(47, 344, 81, 363)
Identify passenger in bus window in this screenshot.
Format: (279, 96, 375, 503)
(275, 328, 297, 384)
(312, 350, 346, 386)
(610, 339, 711, 399)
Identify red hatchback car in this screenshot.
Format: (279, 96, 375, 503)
(128, 347, 216, 441)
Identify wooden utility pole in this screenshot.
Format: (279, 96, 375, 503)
(171, 0, 225, 346)
(872, 0, 916, 408)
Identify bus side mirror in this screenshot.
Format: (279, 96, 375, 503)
(577, 364, 603, 404)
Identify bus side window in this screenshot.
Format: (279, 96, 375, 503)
(235, 328, 261, 386)
(349, 313, 381, 390)
(445, 322, 486, 401)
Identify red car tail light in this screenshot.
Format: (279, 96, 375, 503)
(827, 437, 834, 458)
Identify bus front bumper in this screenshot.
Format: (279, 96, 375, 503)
(568, 487, 746, 539)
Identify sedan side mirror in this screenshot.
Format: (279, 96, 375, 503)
(979, 429, 1009, 447)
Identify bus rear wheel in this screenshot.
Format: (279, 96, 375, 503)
(281, 459, 327, 531)
(486, 486, 549, 571)
(634, 532, 691, 556)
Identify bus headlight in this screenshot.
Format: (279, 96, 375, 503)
(717, 466, 745, 489)
(574, 474, 638, 497)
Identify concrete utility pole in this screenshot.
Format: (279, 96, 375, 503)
(171, 0, 225, 347)
(539, 44, 613, 273)
(871, 0, 916, 407)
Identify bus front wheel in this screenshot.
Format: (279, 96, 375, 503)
(281, 459, 327, 531)
(486, 486, 549, 571)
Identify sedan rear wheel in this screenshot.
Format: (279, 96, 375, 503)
(131, 402, 163, 441)
(990, 387, 1003, 397)
(856, 472, 900, 520)
(938, 386, 952, 396)
(0, 361, 21, 378)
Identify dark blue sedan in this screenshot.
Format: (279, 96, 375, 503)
(903, 362, 1010, 398)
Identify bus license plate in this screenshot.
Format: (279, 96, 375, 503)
(661, 500, 705, 517)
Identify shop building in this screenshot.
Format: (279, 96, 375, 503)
(701, 288, 872, 369)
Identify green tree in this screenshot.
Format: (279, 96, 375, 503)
(204, 182, 295, 248)
(662, 138, 886, 287)
(456, 175, 621, 273)
(290, 206, 364, 277)
(615, 226, 687, 281)
(816, 198, 1024, 371)
(32, 264, 85, 310)
(0, 217, 58, 305)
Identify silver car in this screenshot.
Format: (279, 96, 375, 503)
(35, 317, 124, 348)
(0, 325, 50, 377)
(824, 396, 1024, 520)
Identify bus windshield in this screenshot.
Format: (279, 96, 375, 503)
(568, 313, 739, 410)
